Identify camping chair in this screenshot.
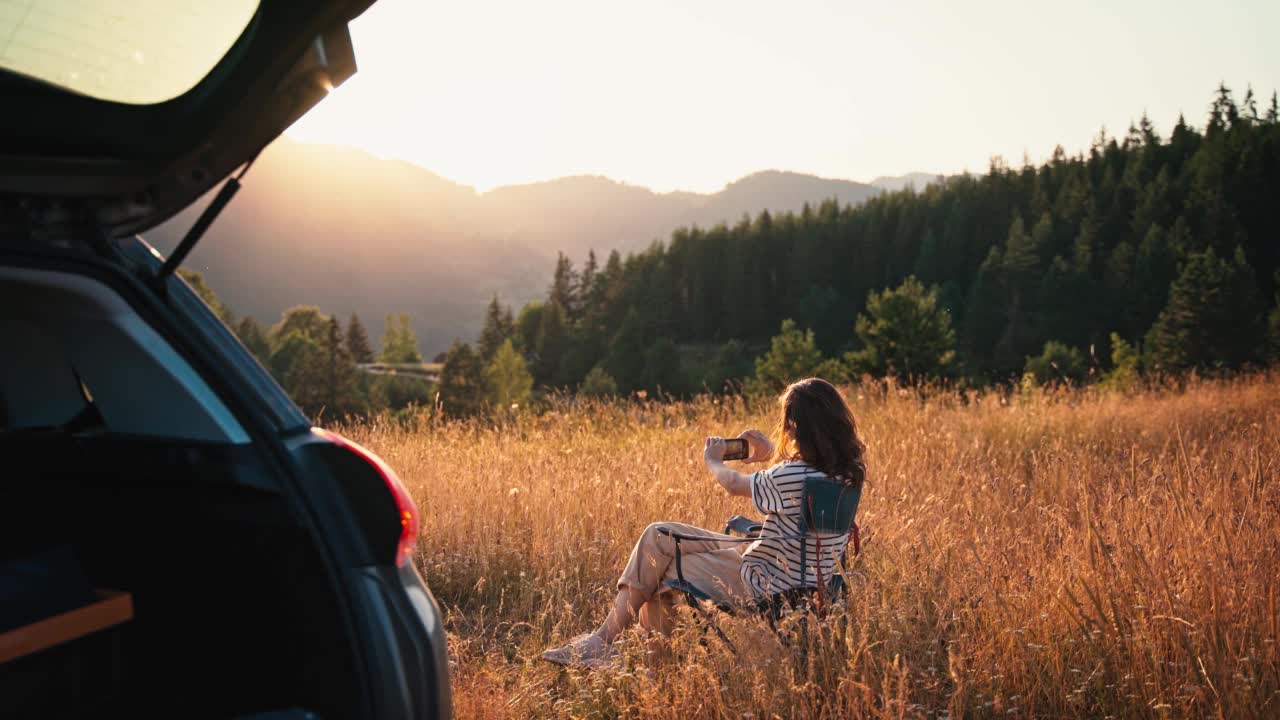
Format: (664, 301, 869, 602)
(656, 477, 863, 651)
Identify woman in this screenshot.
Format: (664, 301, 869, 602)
(542, 377, 866, 667)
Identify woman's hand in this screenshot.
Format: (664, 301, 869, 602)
(737, 429, 774, 463)
(704, 436, 727, 464)
(704, 436, 752, 497)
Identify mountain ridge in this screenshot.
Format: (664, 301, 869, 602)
(149, 138, 935, 355)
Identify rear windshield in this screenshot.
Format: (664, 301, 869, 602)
(0, 0, 258, 105)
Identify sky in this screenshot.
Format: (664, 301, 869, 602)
(286, 0, 1280, 194)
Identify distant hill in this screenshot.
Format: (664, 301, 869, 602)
(471, 169, 883, 260)
(148, 138, 905, 355)
(869, 172, 947, 192)
(703, 170, 881, 222)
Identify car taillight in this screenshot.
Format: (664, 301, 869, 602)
(313, 428, 419, 567)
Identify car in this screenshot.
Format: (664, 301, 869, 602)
(0, 1, 450, 717)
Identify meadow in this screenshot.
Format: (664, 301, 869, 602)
(340, 374, 1280, 719)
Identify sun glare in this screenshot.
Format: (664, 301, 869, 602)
(287, 0, 1278, 192)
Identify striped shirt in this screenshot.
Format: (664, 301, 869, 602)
(740, 461, 852, 599)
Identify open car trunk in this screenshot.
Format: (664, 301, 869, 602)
(1, 1, 452, 714)
(0, 265, 360, 718)
(0, 434, 361, 718)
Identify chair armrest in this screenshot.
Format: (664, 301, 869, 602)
(724, 515, 763, 538)
(656, 527, 754, 543)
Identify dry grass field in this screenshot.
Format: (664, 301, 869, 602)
(338, 374, 1280, 719)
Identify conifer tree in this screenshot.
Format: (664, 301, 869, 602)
(1138, 112, 1159, 146)
(438, 340, 485, 417)
(379, 314, 402, 361)
(604, 308, 647, 392)
(1130, 166, 1171, 236)
(462, 87, 1280, 387)
(379, 314, 422, 364)
(1102, 332, 1141, 390)
(484, 339, 533, 410)
(1004, 215, 1041, 297)
(322, 317, 361, 416)
(585, 249, 616, 321)
(478, 296, 516, 361)
(602, 249, 624, 288)
(345, 314, 375, 364)
(797, 286, 849, 355)
(549, 253, 579, 321)
(1208, 83, 1237, 135)
(1038, 254, 1094, 350)
(1145, 248, 1266, 371)
(847, 277, 956, 385)
(962, 246, 1008, 377)
(534, 300, 571, 386)
(578, 250, 598, 314)
(975, 215, 1048, 372)
(1243, 86, 1259, 124)
(911, 228, 940, 284)
(748, 319, 824, 395)
(642, 337, 683, 395)
(1133, 224, 1178, 331)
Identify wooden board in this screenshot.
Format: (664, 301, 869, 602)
(0, 589, 133, 664)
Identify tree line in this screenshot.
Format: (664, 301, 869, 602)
(192, 85, 1280, 419)
(449, 84, 1279, 407)
(179, 271, 448, 418)
(184, 268, 544, 419)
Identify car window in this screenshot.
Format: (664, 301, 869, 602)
(0, 0, 258, 105)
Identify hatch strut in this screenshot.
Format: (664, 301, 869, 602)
(153, 150, 261, 288)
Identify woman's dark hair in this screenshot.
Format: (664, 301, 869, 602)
(773, 378, 866, 486)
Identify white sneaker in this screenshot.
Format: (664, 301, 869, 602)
(540, 633, 619, 669)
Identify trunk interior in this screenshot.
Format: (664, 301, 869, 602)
(0, 434, 362, 718)
(0, 265, 362, 719)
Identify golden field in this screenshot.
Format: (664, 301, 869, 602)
(339, 374, 1280, 719)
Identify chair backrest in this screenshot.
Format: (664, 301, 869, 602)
(800, 477, 861, 535)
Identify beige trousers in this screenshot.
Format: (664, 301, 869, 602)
(618, 522, 752, 633)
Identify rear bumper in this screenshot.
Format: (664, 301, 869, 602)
(354, 564, 452, 719)
(399, 564, 453, 720)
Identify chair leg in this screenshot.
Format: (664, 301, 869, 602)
(697, 604, 737, 653)
(799, 611, 809, 658)
(706, 617, 736, 653)
(681, 592, 737, 654)
(665, 530, 739, 653)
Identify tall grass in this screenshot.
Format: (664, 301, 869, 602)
(338, 374, 1280, 719)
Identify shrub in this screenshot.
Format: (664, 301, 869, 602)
(1024, 340, 1087, 386)
(579, 365, 619, 397)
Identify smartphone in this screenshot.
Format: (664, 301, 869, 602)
(722, 438, 750, 461)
